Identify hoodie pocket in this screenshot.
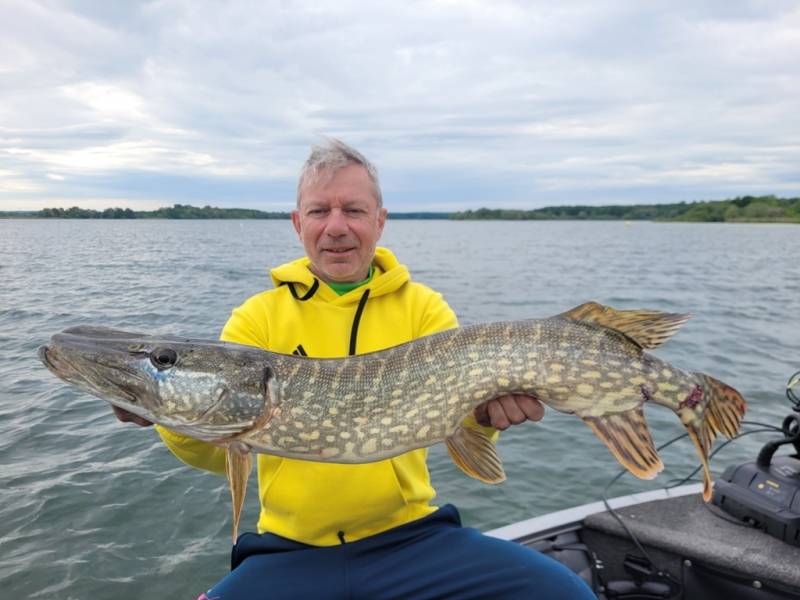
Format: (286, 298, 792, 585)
(259, 457, 409, 542)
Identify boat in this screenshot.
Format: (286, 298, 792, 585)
(489, 374, 800, 599)
(490, 483, 799, 599)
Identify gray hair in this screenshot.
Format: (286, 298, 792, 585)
(296, 138, 383, 207)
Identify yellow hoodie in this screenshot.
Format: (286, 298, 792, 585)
(157, 247, 494, 546)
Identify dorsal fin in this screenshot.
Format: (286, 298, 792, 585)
(559, 301, 690, 349)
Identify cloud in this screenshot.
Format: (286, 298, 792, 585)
(0, 0, 798, 210)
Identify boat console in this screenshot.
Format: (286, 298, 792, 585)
(713, 413, 800, 547)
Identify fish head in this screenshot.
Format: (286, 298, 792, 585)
(39, 326, 272, 441)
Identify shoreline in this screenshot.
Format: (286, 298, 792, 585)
(2, 195, 798, 223)
(2, 216, 798, 224)
(448, 196, 799, 223)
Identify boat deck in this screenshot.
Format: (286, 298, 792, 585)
(489, 484, 800, 597)
(584, 491, 800, 590)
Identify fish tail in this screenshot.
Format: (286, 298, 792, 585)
(681, 373, 746, 501)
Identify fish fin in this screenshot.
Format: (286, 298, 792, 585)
(225, 446, 253, 543)
(685, 424, 714, 502)
(694, 373, 747, 439)
(560, 301, 690, 349)
(581, 405, 664, 479)
(446, 425, 506, 484)
(681, 373, 747, 502)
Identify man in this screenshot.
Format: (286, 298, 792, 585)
(115, 139, 595, 599)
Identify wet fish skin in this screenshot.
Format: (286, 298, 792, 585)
(39, 303, 747, 541)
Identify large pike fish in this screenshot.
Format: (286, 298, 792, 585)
(39, 302, 746, 541)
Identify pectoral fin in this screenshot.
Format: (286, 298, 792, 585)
(446, 425, 506, 484)
(581, 406, 664, 479)
(225, 446, 253, 543)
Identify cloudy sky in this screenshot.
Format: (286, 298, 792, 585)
(1, 0, 798, 212)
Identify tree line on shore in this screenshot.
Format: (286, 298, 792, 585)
(31, 204, 290, 219)
(450, 195, 800, 222)
(3, 195, 798, 222)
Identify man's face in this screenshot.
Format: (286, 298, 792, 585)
(292, 164, 387, 284)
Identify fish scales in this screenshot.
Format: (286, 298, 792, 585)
(39, 302, 747, 541)
(136, 317, 693, 463)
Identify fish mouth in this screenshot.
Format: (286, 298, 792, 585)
(38, 344, 52, 367)
(39, 344, 74, 378)
(39, 343, 142, 407)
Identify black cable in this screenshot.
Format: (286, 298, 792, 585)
(548, 542, 601, 592)
(701, 499, 757, 527)
(601, 427, 689, 560)
(665, 424, 782, 488)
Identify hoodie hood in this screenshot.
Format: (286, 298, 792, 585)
(270, 247, 410, 305)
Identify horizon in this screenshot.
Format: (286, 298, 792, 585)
(2, 2, 799, 212)
(2, 194, 794, 216)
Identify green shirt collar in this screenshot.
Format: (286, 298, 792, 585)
(327, 265, 374, 296)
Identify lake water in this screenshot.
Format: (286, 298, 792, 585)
(1, 219, 798, 598)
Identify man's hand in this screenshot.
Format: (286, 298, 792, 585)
(112, 406, 153, 427)
(474, 394, 543, 430)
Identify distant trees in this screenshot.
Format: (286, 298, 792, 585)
(39, 206, 137, 218)
(451, 196, 800, 223)
(140, 204, 288, 219)
(104, 208, 137, 218)
(38, 206, 135, 218)
(39, 206, 108, 218)
(672, 195, 797, 222)
(35, 204, 290, 219)
(22, 196, 800, 222)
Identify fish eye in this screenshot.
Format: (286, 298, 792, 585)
(150, 348, 178, 370)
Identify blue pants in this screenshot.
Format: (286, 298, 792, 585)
(200, 505, 596, 599)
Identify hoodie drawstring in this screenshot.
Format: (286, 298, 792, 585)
(283, 279, 369, 356)
(282, 278, 320, 301)
(349, 289, 370, 356)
